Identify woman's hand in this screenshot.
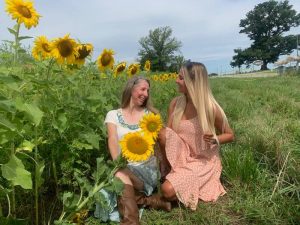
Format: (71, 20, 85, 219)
(203, 133, 218, 144)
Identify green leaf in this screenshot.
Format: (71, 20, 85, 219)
(105, 177, 124, 195)
(16, 140, 35, 152)
(15, 98, 44, 126)
(82, 132, 99, 149)
(1, 154, 32, 189)
(0, 75, 21, 92)
(7, 28, 17, 35)
(71, 139, 93, 150)
(0, 99, 15, 113)
(52, 113, 67, 134)
(17, 36, 32, 41)
(0, 116, 17, 131)
(61, 192, 78, 210)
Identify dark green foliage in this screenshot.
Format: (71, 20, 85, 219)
(231, 0, 300, 70)
(138, 26, 183, 72)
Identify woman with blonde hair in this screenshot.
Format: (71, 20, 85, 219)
(159, 61, 234, 210)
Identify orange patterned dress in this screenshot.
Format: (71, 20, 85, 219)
(165, 117, 226, 210)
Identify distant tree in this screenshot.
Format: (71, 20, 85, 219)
(138, 26, 182, 71)
(232, 0, 300, 70)
(168, 55, 185, 72)
(230, 48, 253, 73)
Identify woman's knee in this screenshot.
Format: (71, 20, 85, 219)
(161, 180, 176, 200)
(115, 170, 132, 185)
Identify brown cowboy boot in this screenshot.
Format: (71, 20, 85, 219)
(136, 193, 171, 212)
(118, 184, 140, 225)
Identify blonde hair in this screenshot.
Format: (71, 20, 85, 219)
(121, 75, 158, 114)
(172, 62, 228, 141)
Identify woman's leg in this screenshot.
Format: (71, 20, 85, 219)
(115, 169, 141, 225)
(115, 168, 144, 191)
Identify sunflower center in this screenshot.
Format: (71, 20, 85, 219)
(117, 65, 125, 73)
(17, 5, 32, 18)
(127, 137, 147, 155)
(101, 53, 112, 66)
(42, 43, 51, 53)
(131, 67, 137, 74)
(57, 40, 73, 57)
(147, 122, 158, 132)
(77, 46, 91, 59)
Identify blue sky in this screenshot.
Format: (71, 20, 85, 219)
(1, 0, 300, 74)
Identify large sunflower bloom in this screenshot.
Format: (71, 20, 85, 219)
(32, 36, 52, 60)
(51, 34, 79, 64)
(144, 60, 151, 72)
(139, 113, 163, 139)
(74, 43, 93, 66)
(97, 49, 115, 71)
(119, 132, 154, 161)
(113, 62, 126, 77)
(127, 63, 140, 77)
(5, 0, 41, 29)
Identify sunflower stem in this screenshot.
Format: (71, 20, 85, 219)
(10, 143, 16, 218)
(13, 23, 21, 65)
(34, 127, 39, 225)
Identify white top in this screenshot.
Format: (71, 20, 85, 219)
(104, 108, 156, 166)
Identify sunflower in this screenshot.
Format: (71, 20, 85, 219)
(144, 60, 151, 72)
(32, 36, 52, 60)
(51, 34, 79, 64)
(119, 132, 154, 161)
(97, 49, 115, 71)
(127, 63, 140, 77)
(139, 113, 163, 139)
(5, 0, 41, 29)
(74, 43, 93, 66)
(152, 74, 159, 81)
(113, 62, 126, 77)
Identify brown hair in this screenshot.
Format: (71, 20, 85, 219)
(121, 75, 158, 114)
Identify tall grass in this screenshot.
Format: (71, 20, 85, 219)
(140, 76, 300, 225)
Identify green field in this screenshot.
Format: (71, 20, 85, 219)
(0, 66, 299, 225)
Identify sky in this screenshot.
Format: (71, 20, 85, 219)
(1, 0, 300, 74)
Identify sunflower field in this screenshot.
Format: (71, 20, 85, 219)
(1, 0, 300, 225)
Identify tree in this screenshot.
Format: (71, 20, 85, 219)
(138, 26, 182, 71)
(231, 0, 300, 70)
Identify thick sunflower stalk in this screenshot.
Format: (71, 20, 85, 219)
(55, 156, 126, 224)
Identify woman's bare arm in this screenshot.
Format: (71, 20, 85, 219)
(214, 107, 234, 144)
(106, 123, 120, 160)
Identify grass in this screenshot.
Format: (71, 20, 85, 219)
(139, 75, 300, 225)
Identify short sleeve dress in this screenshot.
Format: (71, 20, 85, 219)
(165, 116, 226, 210)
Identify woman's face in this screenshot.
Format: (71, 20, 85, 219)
(176, 69, 188, 94)
(131, 79, 149, 106)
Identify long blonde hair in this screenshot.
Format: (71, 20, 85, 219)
(121, 75, 158, 114)
(172, 62, 228, 140)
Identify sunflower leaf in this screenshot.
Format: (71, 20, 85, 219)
(1, 154, 32, 190)
(18, 36, 32, 41)
(7, 28, 17, 35)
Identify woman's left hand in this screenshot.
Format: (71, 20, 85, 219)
(203, 133, 217, 144)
